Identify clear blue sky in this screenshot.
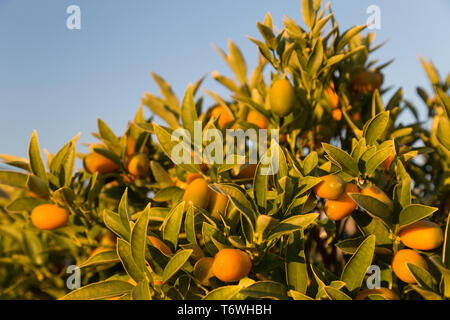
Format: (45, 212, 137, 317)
(1, 0, 449, 161)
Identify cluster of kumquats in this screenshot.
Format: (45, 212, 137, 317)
(0, 0, 449, 300)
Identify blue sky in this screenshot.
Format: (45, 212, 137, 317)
(0, 0, 449, 161)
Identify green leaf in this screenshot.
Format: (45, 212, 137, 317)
(239, 281, 287, 300)
(286, 231, 308, 294)
(26, 175, 49, 198)
(350, 193, 393, 225)
(181, 85, 198, 138)
(336, 25, 366, 52)
(410, 285, 443, 300)
(97, 118, 120, 152)
(162, 201, 185, 249)
(6, 197, 48, 212)
(365, 147, 393, 176)
(151, 72, 180, 114)
(184, 205, 198, 246)
(23, 230, 45, 265)
(289, 290, 314, 300)
(335, 236, 365, 255)
(257, 22, 277, 50)
(341, 235, 376, 295)
(322, 143, 359, 177)
(153, 187, 184, 203)
(324, 286, 352, 300)
(117, 239, 145, 283)
(398, 204, 438, 229)
(302, 0, 315, 30)
(131, 205, 150, 272)
(436, 116, 450, 150)
(28, 131, 48, 187)
(210, 183, 257, 227)
(0, 170, 28, 188)
(103, 210, 130, 241)
(407, 263, 436, 292)
(142, 93, 180, 129)
(303, 151, 318, 176)
(227, 40, 247, 85)
(203, 285, 242, 300)
(254, 159, 268, 213)
(153, 124, 200, 173)
(363, 111, 390, 145)
(150, 160, 175, 189)
(132, 280, 152, 300)
(307, 39, 323, 76)
(162, 249, 193, 284)
(60, 280, 134, 300)
(79, 250, 119, 268)
(118, 189, 132, 234)
(267, 213, 318, 241)
(443, 212, 450, 269)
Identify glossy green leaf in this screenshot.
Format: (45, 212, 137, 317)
(398, 204, 438, 229)
(341, 235, 376, 295)
(103, 209, 130, 241)
(28, 131, 48, 186)
(60, 280, 134, 300)
(117, 239, 145, 283)
(162, 201, 185, 249)
(162, 249, 193, 284)
(79, 250, 119, 268)
(0, 170, 28, 188)
(322, 143, 359, 177)
(239, 281, 287, 300)
(363, 111, 390, 145)
(350, 193, 393, 225)
(131, 205, 150, 272)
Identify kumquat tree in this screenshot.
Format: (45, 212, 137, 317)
(0, 0, 449, 301)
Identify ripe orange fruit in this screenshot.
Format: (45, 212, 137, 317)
(352, 112, 361, 122)
(270, 78, 295, 117)
(355, 288, 399, 300)
(186, 173, 203, 184)
(210, 105, 233, 128)
(212, 249, 252, 282)
(182, 178, 210, 210)
(193, 257, 215, 286)
(127, 152, 149, 177)
(324, 183, 359, 221)
(313, 174, 345, 200)
(126, 136, 150, 158)
(83, 152, 119, 175)
(246, 110, 268, 129)
(31, 204, 69, 230)
(148, 236, 172, 256)
(326, 84, 339, 109)
(392, 249, 428, 283)
(207, 190, 228, 219)
(361, 185, 394, 211)
(399, 220, 444, 251)
(332, 108, 342, 121)
(351, 70, 384, 94)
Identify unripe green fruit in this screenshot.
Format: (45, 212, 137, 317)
(270, 79, 295, 117)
